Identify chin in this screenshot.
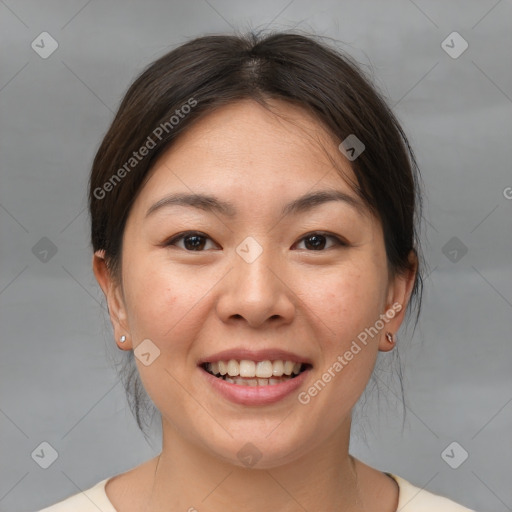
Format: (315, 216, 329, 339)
(199, 424, 313, 470)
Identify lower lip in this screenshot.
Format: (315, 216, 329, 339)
(200, 367, 311, 406)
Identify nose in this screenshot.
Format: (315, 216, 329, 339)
(215, 245, 296, 329)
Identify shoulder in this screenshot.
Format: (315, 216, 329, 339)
(36, 477, 116, 512)
(389, 473, 477, 511)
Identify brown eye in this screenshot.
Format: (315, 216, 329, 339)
(295, 232, 347, 251)
(164, 231, 218, 251)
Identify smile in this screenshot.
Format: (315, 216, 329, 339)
(201, 359, 310, 386)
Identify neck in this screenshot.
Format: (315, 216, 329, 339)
(145, 416, 367, 512)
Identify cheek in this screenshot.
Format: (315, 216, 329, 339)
(122, 254, 223, 355)
(121, 254, 187, 342)
(296, 269, 384, 421)
(298, 263, 386, 341)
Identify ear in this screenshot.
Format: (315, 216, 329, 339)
(379, 249, 418, 352)
(92, 250, 132, 350)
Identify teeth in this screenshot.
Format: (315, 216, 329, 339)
(255, 360, 273, 378)
(272, 360, 284, 376)
(225, 375, 293, 386)
(204, 359, 307, 382)
(218, 361, 228, 375)
(283, 361, 294, 375)
(227, 359, 239, 376)
(239, 360, 256, 377)
(230, 377, 259, 386)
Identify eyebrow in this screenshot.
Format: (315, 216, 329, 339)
(145, 189, 366, 219)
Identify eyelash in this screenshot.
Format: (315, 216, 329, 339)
(163, 230, 348, 252)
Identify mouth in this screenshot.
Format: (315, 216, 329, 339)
(200, 359, 312, 386)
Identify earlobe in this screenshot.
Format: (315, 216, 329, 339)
(92, 251, 131, 347)
(379, 250, 418, 351)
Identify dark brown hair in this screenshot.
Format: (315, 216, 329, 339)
(89, 31, 424, 438)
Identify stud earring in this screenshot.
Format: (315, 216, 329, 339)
(119, 335, 126, 343)
(385, 332, 394, 344)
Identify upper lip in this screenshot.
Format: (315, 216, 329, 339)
(198, 348, 313, 366)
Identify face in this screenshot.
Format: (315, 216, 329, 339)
(95, 99, 414, 468)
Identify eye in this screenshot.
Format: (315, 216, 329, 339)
(164, 231, 218, 251)
(163, 230, 347, 252)
(294, 232, 347, 251)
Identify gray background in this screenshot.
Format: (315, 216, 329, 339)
(1, 1, 511, 511)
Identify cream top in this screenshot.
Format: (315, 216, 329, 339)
(37, 472, 477, 511)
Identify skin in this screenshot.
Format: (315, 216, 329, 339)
(93, 99, 417, 511)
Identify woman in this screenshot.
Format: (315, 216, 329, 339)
(39, 31, 477, 511)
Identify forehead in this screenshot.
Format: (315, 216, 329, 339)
(136, 99, 363, 215)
